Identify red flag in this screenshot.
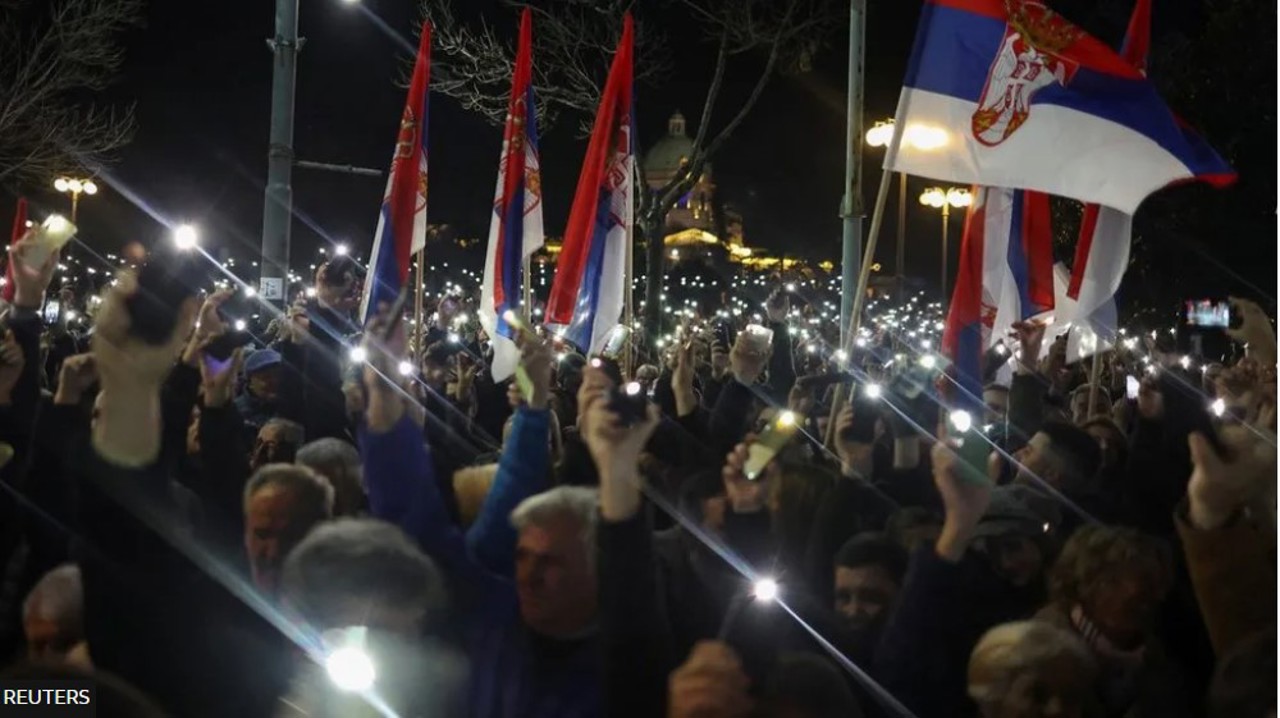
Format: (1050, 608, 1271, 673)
(545, 13, 634, 353)
(4, 198, 27, 303)
(359, 22, 432, 323)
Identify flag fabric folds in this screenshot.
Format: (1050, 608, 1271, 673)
(545, 14, 634, 355)
(479, 9, 545, 381)
(359, 22, 432, 325)
(942, 186, 1054, 407)
(886, 0, 1234, 214)
(4, 198, 27, 303)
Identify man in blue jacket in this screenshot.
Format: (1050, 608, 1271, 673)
(359, 307, 603, 717)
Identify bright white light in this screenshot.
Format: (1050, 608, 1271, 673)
(777, 411, 797, 427)
(556, 353, 567, 363)
(448, 332, 460, 344)
(53, 178, 69, 193)
(994, 344, 1008, 356)
(864, 383, 883, 400)
(82, 180, 99, 195)
(949, 410, 973, 434)
(244, 286, 257, 298)
(805, 344, 817, 354)
(624, 381, 642, 396)
(454, 313, 469, 325)
(67, 179, 83, 193)
(834, 349, 848, 362)
(1210, 398, 1226, 417)
(65, 310, 78, 322)
(305, 287, 317, 298)
(234, 319, 247, 331)
(1180, 355, 1191, 369)
(785, 283, 796, 293)
(855, 337, 868, 348)
(326, 647, 375, 692)
(752, 578, 780, 603)
(334, 244, 350, 256)
(45, 215, 70, 235)
(172, 225, 197, 250)
(919, 354, 937, 370)
(397, 360, 414, 376)
(349, 346, 368, 363)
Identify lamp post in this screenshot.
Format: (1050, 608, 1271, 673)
(864, 120, 906, 300)
(918, 186, 972, 301)
(53, 177, 99, 222)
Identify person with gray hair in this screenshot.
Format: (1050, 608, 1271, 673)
(968, 620, 1100, 718)
(243, 464, 334, 594)
(250, 417, 306, 471)
(510, 485, 601, 639)
(277, 519, 465, 718)
(22, 564, 84, 663)
(296, 438, 365, 517)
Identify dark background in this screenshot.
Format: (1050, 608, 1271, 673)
(1, 0, 1273, 313)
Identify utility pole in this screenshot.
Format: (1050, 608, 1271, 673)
(260, 0, 300, 307)
(839, 0, 867, 349)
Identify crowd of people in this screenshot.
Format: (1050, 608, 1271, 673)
(0, 231, 1274, 718)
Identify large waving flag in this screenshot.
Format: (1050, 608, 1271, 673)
(886, 0, 1233, 214)
(545, 14, 633, 354)
(4, 198, 27, 303)
(480, 9, 545, 381)
(360, 22, 432, 325)
(1041, 262, 1118, 363)
(942, 186, 1054, 408)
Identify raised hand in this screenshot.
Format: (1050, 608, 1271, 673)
(282, 300, 311, 345)
(0, 329, 25, 405)
(518, 334, 554, 411)
(722, 438, 772, 514)
(1187, 427, 1277, 530)
(182, 288, 235, 366)
(668, 641, 754, 718)
(710, 341, 730, 379)
(765, 289, 790, 324)
(581, 365, 660, 520)
(1227, 296, 1277, 365)
(575, 361, 615, 429)
(932, 441, 993, 562)
(672, 340, 697, 418)
(200, 348, 244, 409)
(833, 405, 874, 479)
(1009, 321, 1046, 374)
(9, 234, 60, 310)
(54, 353, 97, 406)
(729, 333, 770, 386)
(361, 304, 410, 432)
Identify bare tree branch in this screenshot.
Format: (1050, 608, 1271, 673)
(0, 0, 143, 189)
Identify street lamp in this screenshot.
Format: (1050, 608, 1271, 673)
(53, 176, 98, 222)
(919, 187, 972, 301)
(865, 120, 950, 301)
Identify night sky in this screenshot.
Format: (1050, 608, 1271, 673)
(1, 0, 1270, 300)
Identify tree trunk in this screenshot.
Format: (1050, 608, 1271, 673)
(641, 210, 666, 351)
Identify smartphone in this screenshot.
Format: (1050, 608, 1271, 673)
(1125, 375, 1139, 401)
(41, 299, 61, 325)
(743, 411, 800, 481)
(839, 385, 880, 444)
(1185, 299, 1231, 329)
(608, 381, 649, 426)
(601, 325, 631, 360)
(23, 215, 78, 269)
(947, 410, 990, 485)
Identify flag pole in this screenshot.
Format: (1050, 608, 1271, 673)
(414, 250, 425, 356)
(1087, 343, 1103, 420)
(826, 101, 912, 447)
(623, 163, 636, 379)
(522, 256, 533, 323)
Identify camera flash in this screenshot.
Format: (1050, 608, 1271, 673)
(752, 578, 780, 603)
(864, 383, 883, 400)
(949, 410, 973, 434)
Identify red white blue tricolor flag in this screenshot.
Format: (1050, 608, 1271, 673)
(545, 13, 633, 354)
(943, 187, 1054, 408)
(4, 197, 27, 303)
(480, 9, 545, 381)
(886, 0, 1233, 214)
(360, 22, 432, 325)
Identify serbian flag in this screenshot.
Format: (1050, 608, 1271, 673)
(3, 198, 27, 303)
(479, 9, 545, 381)
(545, 14, 633, 354)
(886, 0, 1234, 214)
(359, 22, 432, 325)
(942, 186, 1053, 409)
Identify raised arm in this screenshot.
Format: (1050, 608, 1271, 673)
(466, 336, 553, 576)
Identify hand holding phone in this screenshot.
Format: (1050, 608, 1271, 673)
(743, 411, 799, 481)
(945, 409, 991, 485)
(21, 215, 77, 270)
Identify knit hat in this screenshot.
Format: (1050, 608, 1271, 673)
(244, 349, 282, 376)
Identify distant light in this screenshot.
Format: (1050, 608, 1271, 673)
(1180, 355, 1191, 369)
(448, 332, 460, 344)
(82, 180, 99, 195)
(752, 578, 780, 603)
(65, 310, 78, 322)
(305, 287, 317, 298)
(234, 319, 247, 331)
(244, 286, 257, 298)
(834, 349, 848, 362)
(334, 244, 349, 256)
(173, 224, 199, 250)
(397, 360, 414, 377)
(349, 346, 368, 363)
(785, 283, 796, 293)
(53, 178, 69, 193)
